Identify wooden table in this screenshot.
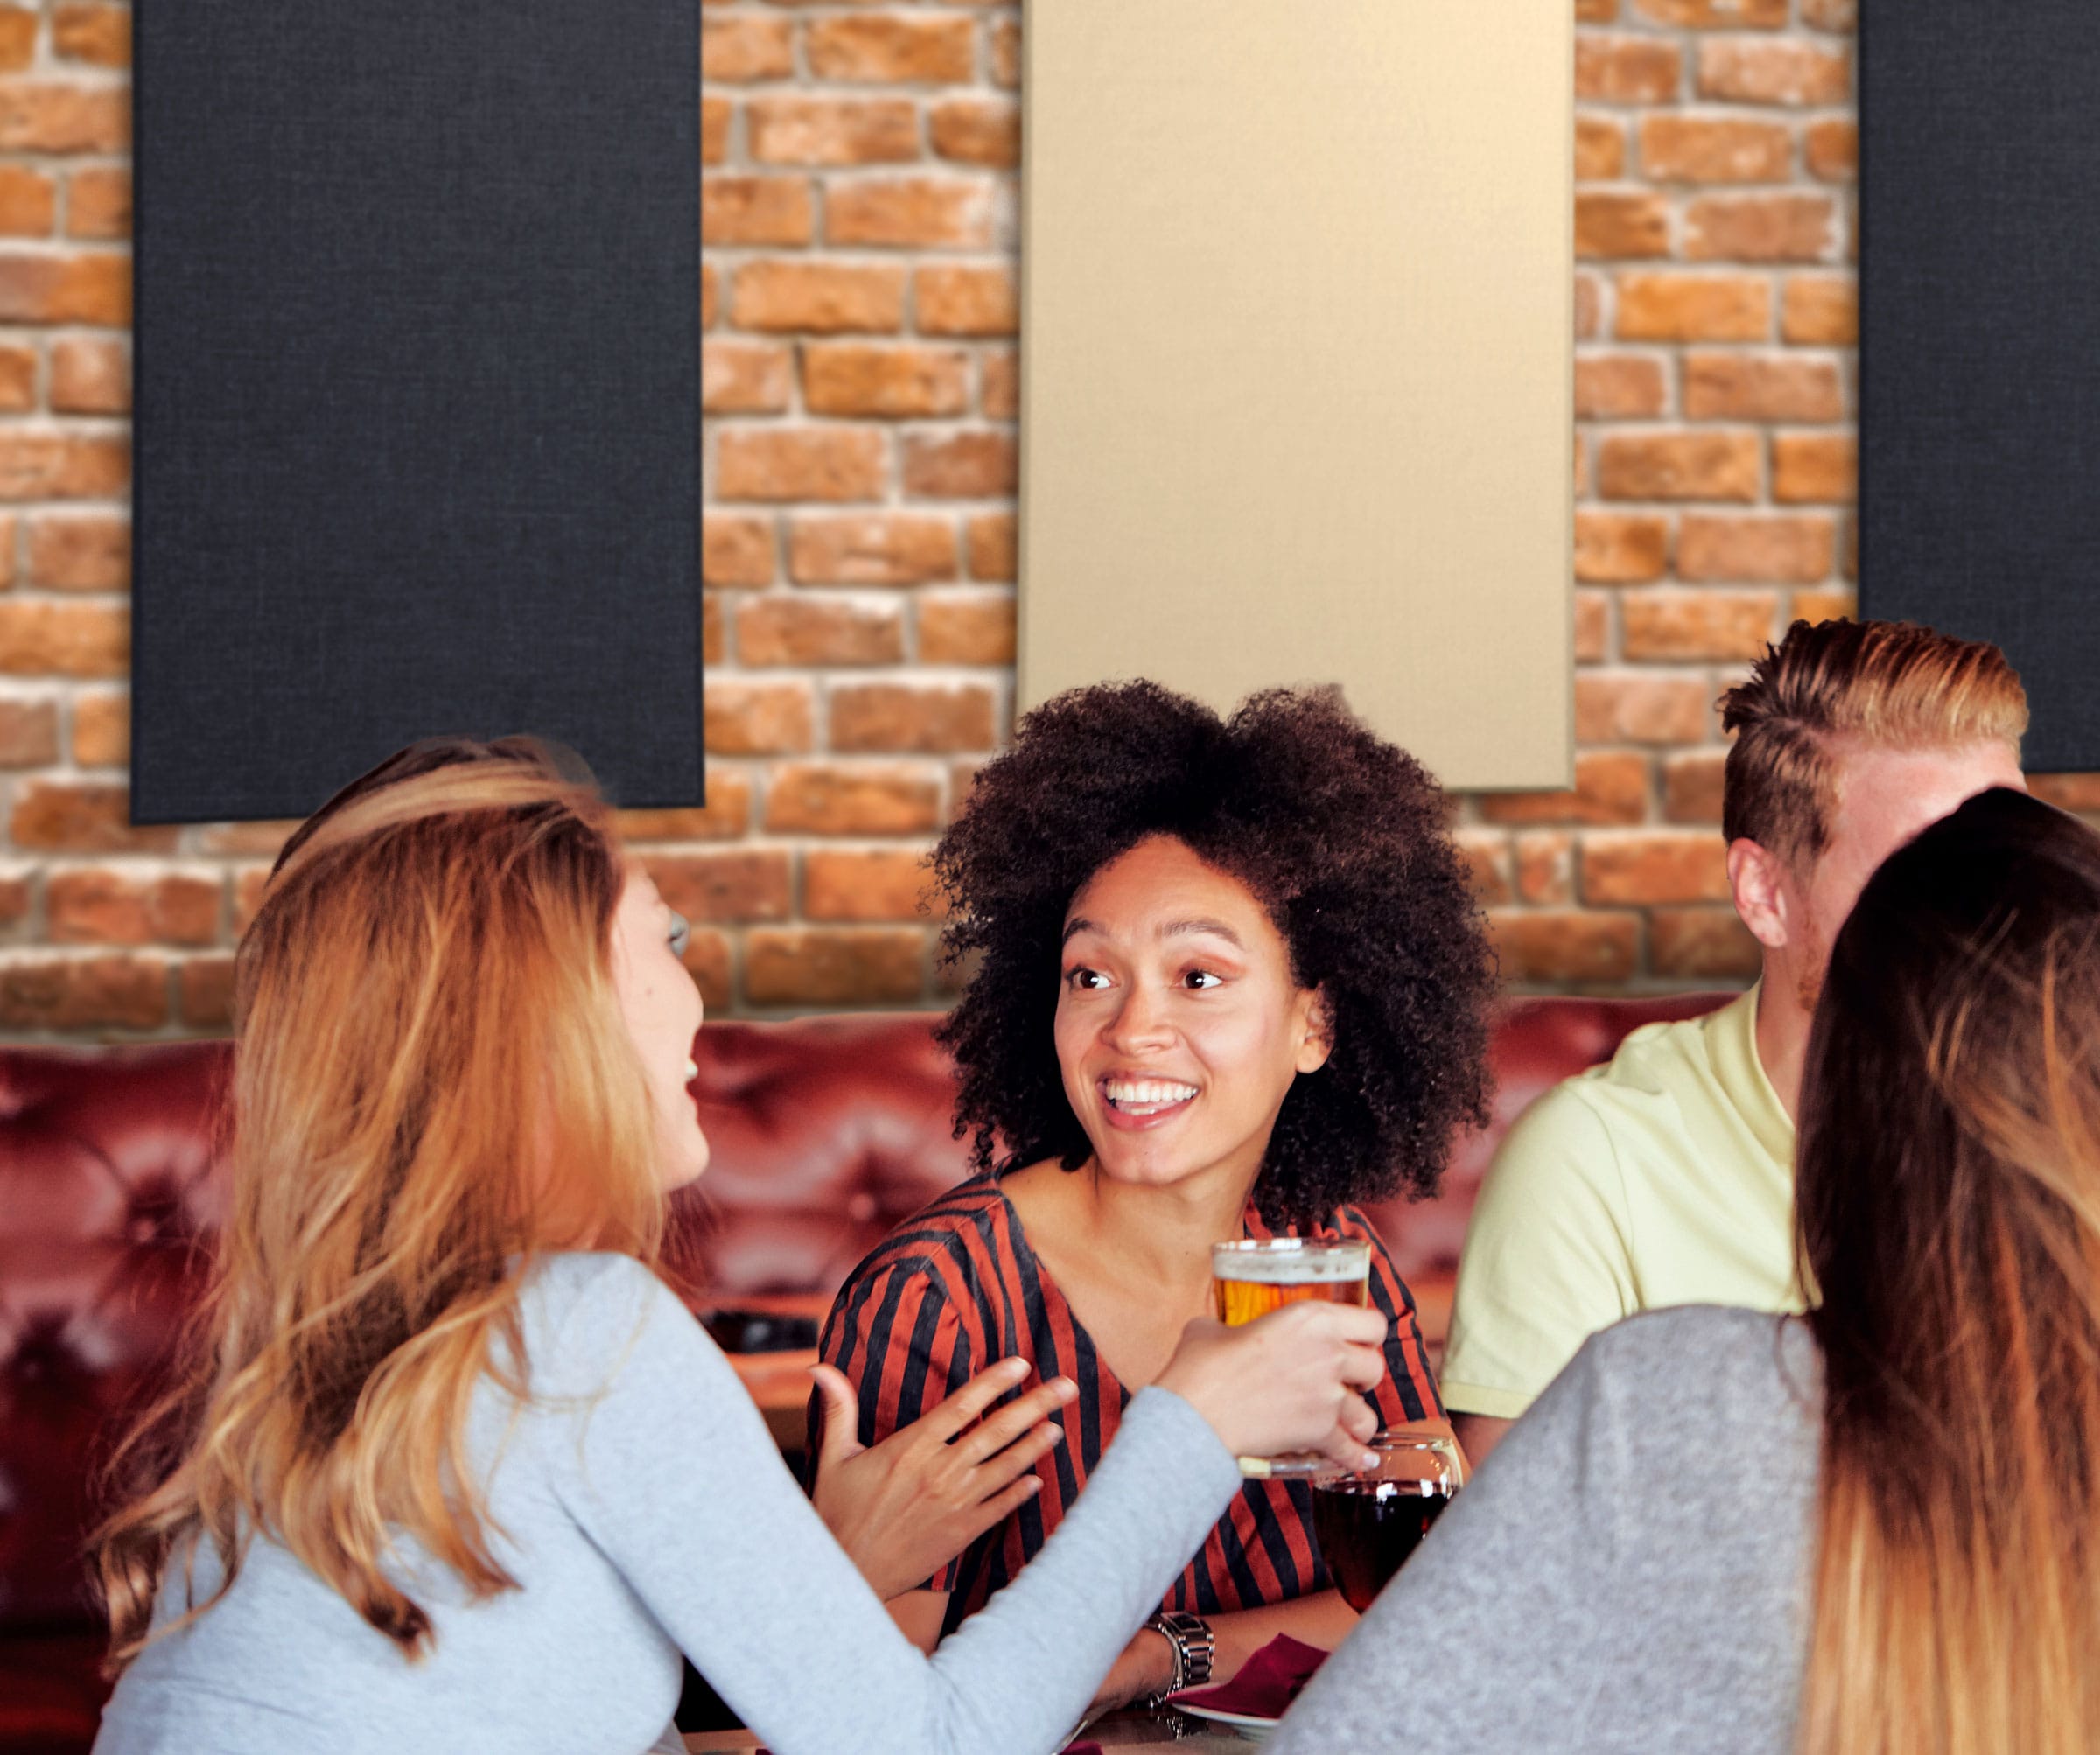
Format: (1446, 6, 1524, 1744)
(685, 1705, 1262, 1751)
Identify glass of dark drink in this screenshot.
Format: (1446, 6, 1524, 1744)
(1310, 1428, 1465, 1613)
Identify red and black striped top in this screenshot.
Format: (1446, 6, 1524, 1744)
(814, 1179, 1442, 1635)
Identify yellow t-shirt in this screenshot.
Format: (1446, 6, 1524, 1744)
(1439, 984, 1802, 1421)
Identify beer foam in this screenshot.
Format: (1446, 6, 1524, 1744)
(1213, 1242, 1368, 1283)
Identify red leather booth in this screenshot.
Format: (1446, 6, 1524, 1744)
(0, 992, 1725, 1752)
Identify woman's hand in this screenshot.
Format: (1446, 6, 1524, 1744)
(1154, 1305, 1386, 1468)
(809, 1357, 1077, 1601)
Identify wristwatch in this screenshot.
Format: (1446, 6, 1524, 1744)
(1144, 1609, 1216, 1706)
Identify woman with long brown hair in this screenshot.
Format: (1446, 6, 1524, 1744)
(90, 737, 1390, 1755)
(1270, 783, 2100, 1753)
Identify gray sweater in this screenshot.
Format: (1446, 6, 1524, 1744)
(95, 1252, 1244, 1755)
(1272, 1306, 1823, 1755)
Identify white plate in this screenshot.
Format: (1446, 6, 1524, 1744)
(1172, 1700, 1280, 1742)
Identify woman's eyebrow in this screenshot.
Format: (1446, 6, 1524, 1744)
(1060, 916, 1099, 946)
(1159, 917, 1244, 947)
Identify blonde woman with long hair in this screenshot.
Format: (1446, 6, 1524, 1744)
(1270, 783, 2100, 1754)
(90, 738, 1390, 1755)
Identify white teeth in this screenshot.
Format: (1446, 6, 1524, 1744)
(683, 1059, 700, 1081)
(1103, 1079, 1198, 1109)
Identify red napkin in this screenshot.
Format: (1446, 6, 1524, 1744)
(1060, 1743, 1102, 1754)
(1169, 1633, 1329, 1719)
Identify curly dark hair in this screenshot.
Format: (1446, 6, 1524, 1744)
(933, 681, 1497, 1228)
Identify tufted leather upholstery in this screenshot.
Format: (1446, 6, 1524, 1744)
(0, 991, 1727, 1752)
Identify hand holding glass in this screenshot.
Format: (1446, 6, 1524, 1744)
(1211, 1238, 1374, 1477)
(1312, 1427, 1466, 1611)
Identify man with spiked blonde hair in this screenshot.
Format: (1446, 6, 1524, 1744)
(1445, 619, 2029, 1464)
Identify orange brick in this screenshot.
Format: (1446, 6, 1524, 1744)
(10, 780, 175, 853)
(48, 336, 127, 413)
(1576, 36, 1682, 103)
(0, 85, 128, 152)
(1575, 673, 1715, 744)
(807, 15, 975, 83)
(0, 8, 32, 70)
(903, 430, 1015, 500)
(1575, 115, 1626, 182)
(929, 99, 1018, 168)
(1621, 589, 1777, 661)
(965, 511, 1015, 580)
(732, 259, 905, 333)
(1841, 514, 1857, 581)
(745, 927, 925, 1005)
(703, 591, 725, 666)
(1575, 437, 1591, 499)
(1489, 911, 1639, 983)
(617, 773, 752, 843)
(0, 342, 29, 410)
(2027, 773, 2100, 813)
(738, 596, 904, 666)
(1575, 354, 1666, 420)
(1804, 119, 1856, 182)
(49, 867, 222, 947)
(916, 263, 1017, 336)
(645, 850, 792, 924)
(1480, 750, 1653, 827)
(1575, 510, 1670, 583)
(702, 176, 815, 247)
(715, 428, 888, 502)
(804, 847, 942, 921)
(1682, 352, 1843, 421)
(702, 262, 719, 328)
(789, 512, 957, 584)
(1634, 0, 1785, 22)
(1596, 430, 1759, 501)
(69, 690, 124, 766)
(0, 599, 124, 675)
(1698, 39, 1850, 106)
(0, 251, 128, 324)
(831, 682, 997, 752)
(990, 17, 1021, 88)
(803, 343, 970, 416)
(52, 3, 129, 66)
(1575, 273, 1600, 339)
(918, 590, 1015, 664)
(827, 178, 991, 249)
(28, 513, 127, 589)
(1638, 115, 1790, 184)
(194, 822, 297, 859)
(702, 340, 792, 415)
(747, 96, 920, 167)
(704, 681, 815, 754)
(0, 696, 54, 765)
(231, 864, 269, 933)
(0, 164, 52, 235)
(0, 953, 166, 1031)
(1677, 513, 1833, 581)
(701, 14, 794, 82)
(1782, 275, 1856, 344)
(1516, 831, 1575, 905)
(1801, 0, 1855, 27)
(1788, 586, 1854, 626)
(1772, 432, 1856, 503)
(1684, 192, 1838, 262)
(764, 763, 942, 834)
(702, 96, 731, 167)
(1616, 273, 1769, 341)
(1577, 0, 1619, 17)
(1575, 590, 1609, 661)
(178, 955, 236, 1029)
(1662, 748, 1728, 823)
(980, 350, 1017, 419)
(1650, 906, 1760, 978)
(1452, 829, 1511, 907)
(704, 513, 776, 587)
(682, 931, 733, 1015)
(1576, 191, 1670, 259)
(1584, 829, 1730, 903)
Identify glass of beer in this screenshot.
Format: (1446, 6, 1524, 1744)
(1310, 1427, 1465, 1612)
(1211, 1238, 1373, 1476)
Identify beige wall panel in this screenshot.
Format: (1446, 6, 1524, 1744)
(1020, 1, 1572, 789)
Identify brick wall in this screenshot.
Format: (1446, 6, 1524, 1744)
(0, 1, 2079, 1038)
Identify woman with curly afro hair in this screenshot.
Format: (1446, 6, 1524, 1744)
(811, 681, 1498, 1712)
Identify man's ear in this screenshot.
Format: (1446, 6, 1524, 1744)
(1296, 988, 1334, 1074)
(1727, 838, 1794, 951)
